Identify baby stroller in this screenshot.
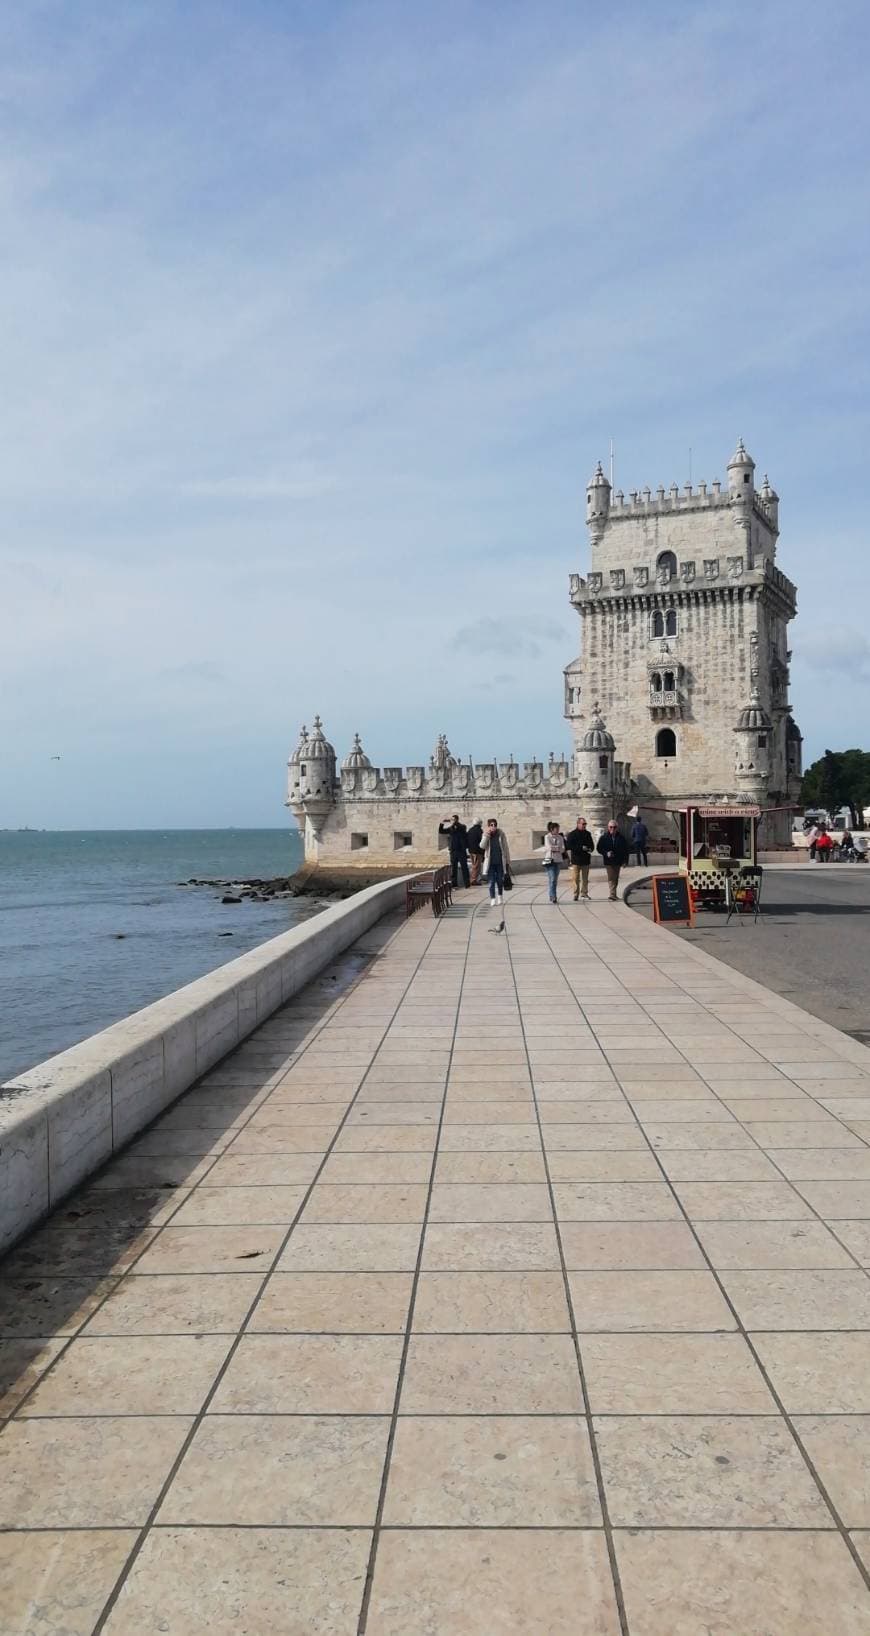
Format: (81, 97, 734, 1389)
(839, 836, 867, 863)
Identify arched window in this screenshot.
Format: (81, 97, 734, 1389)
(656, 727, 677, 757)
(657, 550, 677, 578)
(665, 609, 678, 637)
(650, 610, 664, 638)
(650, 672, 662, 692)
(664, 671, 674, 691)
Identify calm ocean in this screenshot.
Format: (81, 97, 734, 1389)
(0, 829, 304, 1082)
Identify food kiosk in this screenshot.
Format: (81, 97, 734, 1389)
(678, 804, 761, 913)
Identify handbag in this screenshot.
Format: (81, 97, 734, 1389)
(504, 873, 513, 891)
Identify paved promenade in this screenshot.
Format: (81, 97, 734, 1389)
(3, 879, 870, 1633)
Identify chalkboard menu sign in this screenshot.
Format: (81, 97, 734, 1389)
(652, 873, 694, 927)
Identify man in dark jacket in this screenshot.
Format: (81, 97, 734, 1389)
(466, 819, 484, 886)
(630, 816, 650, 868)
(438, 814, 469, 887)
(564, 816, 595, 901)
(597, 820, 629, 901)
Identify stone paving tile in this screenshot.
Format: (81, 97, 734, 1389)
(250, 1271, 413, 1333)
(541, 1123, 651, 1150)
(722, 1269, 870, 1330)
(0, 1275, 117, 1337)
(752, 1332, 870, 1412)
(792, 1179, 870, 1217)
(570, 1270, 736, 1330)
(276, 1223, 422, 1271)
(744, 1119, 865, 1149)
(420, 1222, 561, 1270)
(794, 1416, 870, 1527)
(673, 1179, 814, 1219)
(433, 1150, 547, 1182)
(19, 1333, 232, 1416)
(400, 1333, 583, 1413)
(595, 1414, 830, 1526)
(560, 1222, 706, 1270)
(428, 1182, 553, 1221)
(553, 1182, 681, 1220)
(103, 1528, 371, 1635)
(833, 1222, 870, 1264)
(412, 1270, 570, 1332)
(159, 1413, 390, 1524)
(654, 1148, 782, 1180)
(694, 1220, 856, 1270)
(170, 1185, 308, 1225)
(0, 1531, 138, 1636)
(132, 1224, 285, 1275)
(615, 1530, 870, 1636)
(0, 1337, 66, 1415)
(582, 1333, 776, 1414)
(0, 1416, 193, 1526)
(383, 1414, 600, 1525)
(299, 1183, 429, 1223)
(211, 1334, 403, 1414)
(82, 1273, 264, 1335)
(365, 1530, 620, 1635)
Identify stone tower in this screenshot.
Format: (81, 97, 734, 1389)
(567, 440, 801, 841)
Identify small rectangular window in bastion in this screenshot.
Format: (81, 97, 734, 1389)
(351, 833, 369, 850)
(394, 832, 413, 849)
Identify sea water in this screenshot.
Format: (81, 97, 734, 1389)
(0, 828, 305, 1081)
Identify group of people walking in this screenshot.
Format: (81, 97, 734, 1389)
(439, 812, 648, 908)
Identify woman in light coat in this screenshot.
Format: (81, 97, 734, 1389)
(543, 821, 566, 903)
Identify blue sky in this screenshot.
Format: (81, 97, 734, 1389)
(3, 0, 869, 827)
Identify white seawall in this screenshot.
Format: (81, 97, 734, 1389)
(0, 875, 414, 1256)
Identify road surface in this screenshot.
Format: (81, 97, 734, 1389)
(629, 864, 870, 1041)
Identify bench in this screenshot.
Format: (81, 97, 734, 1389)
(406, 866, 452, 918)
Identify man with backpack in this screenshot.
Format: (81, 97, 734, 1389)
(466, 818, 484, 885)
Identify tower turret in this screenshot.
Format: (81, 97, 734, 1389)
(733, 686, 771, 793)
(585, 461, 611, 543)
(286, 724, 309, 813)
(294, 714, 337, 842)
(575, 705, 615, 794)
(340, 733, 372, 794)
(727, 437, 755, 500)
(760, 473, 780, 533)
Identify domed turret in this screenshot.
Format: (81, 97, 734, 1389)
(286, 724, 309, 810)
(341, 732, 371, 772)
(294, 713, 337, 838)
(760, 473, 779, 532)
(727, 437, 755, 498)
(581, 708, 615, 752)
(575, 704, 617, 818)
(734, 686, 770, 789)
(586, 461, 611, 543)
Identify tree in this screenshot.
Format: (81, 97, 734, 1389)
(801, 749, 870, 827)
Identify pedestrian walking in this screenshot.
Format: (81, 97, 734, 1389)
(466, 818, 484, 886)
(564, 816, 595, 901)
(543, 821, 566, 903)
(630, 815, 650, 868)
(438, 813, 470, 888)
(597, 819, 629, 901)
(481, 818, 512, 919)
(806, 823, 820, 861)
